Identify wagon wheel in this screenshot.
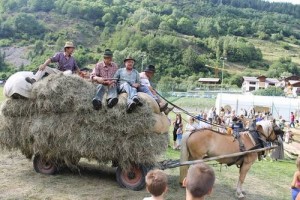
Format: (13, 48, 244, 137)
(116, 164, 148, 191)
(33, 154, 57, 175)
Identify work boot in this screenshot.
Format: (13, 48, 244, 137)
(25, 77, 36, 84)
(159, 102, 168, 112)
(107, 98, 118, 108)
(164, 107, 174, 115)
(126, 102, 137, 113)
(133, 97, 143, 107)
(92, 98, 102, 110)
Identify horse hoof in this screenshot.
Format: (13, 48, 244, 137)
(236, 192, 245, 200)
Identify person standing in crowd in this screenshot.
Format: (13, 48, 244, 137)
(114, 57, 142, 113)
(172, 114, 182, 149)
(175, 124, 183, 150)
(291, 156, 300, 200)
(291, 112, 295, 128)
(185, 117, 198, 132)
(25, 42, 80, 84)
(90, 49, 118, 110)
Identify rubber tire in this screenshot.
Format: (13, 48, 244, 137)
(116, 164, 148, 191)
(33, 154, 57, 175)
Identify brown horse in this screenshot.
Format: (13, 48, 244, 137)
(180, 120, 281, 199)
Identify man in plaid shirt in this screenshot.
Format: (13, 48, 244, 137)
(90, 49, 118, 110)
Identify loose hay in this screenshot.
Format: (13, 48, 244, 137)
(0, 74, 169, 169)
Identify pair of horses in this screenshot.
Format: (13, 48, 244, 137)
(179, 120, 283, 199)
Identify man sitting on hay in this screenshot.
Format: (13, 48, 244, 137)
(25, 41, 80, 84)
(90, 49, 118, 110)
(114, 57, 142, 113)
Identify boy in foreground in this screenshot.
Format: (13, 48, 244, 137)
(143, 169, 168, 200)
(183, 163, 215, 200)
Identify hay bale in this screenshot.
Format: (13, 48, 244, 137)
(0, 74, 169, 169)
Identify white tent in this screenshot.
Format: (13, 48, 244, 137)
(215, 93, 300, 121)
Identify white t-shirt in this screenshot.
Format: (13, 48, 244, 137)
(198, 121, 212, 129)
(185, 123, 197, 132)
(140, 72, 151, 87)
(143, 197, 152, 200)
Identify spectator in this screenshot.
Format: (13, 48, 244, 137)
(291, 156, 300, 200)
(186, 117, 197, 132)
(291, 112, 295, 128)
(173, 114, 182, 149)
(183, 163, 215, 200)
(176, 124, 183, 150)
(143, 169, 168, 200)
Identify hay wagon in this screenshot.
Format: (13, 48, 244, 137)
(0, 74, 170, 191)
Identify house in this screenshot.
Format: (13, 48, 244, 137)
(242, 76, 279, 92)
(277, 75, 300, 97)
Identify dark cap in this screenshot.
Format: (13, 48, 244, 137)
(104, 49, 113, 57)
(144, 65, 156, 73)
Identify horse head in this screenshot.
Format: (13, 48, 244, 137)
(256, 121, 278, 142)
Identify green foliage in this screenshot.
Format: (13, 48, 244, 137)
(267, 57, 299, 77)
(253, 87, 284, 96)
(28, 0, 55, 12)
(14, 13, 45, 36)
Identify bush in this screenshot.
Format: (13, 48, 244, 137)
(253, 87, 284, 96)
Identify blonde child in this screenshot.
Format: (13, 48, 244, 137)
(143, 169, 168, 200)
(291, 156, 300, 200)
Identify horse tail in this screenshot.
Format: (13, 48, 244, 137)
(179, 131, 192, 184)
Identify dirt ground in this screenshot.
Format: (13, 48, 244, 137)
(0, 148, 293, 200)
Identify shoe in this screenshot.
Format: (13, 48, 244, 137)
(133, 97, 143, 107)
(107, 98, 118, 108)
(159, 102, 168, 112)
(164, 107, 174, 115)
(92, 98, 102, 110)
(25, 77, 36, 84)
(126, 102, 137, 113)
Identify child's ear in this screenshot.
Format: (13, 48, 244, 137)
(182, 177, 187, 187)
(207, 188, 213, 196)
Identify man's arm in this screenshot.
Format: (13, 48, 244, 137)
(132, 70, 141, 88)
(39, 58, 52, 70)
(91, 64, 105, 84)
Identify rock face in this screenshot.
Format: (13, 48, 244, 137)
(0, 74, 170, 169)
(0, 47, 31, 68)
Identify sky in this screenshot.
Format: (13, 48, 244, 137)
(267, 0, 300, 4)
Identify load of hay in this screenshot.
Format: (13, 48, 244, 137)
(0, 74, 169, 169)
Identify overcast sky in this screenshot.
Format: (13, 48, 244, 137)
(267, 0, 300, 4)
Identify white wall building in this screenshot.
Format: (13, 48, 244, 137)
(242, 76, 279, 92)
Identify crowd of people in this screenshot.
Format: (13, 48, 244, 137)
(143, 163, 215, 200)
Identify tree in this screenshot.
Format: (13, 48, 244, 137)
(253, 87, 284, 96)
(28, 0, 55, 12)
(177, 17, 194, 35)
(14, 13, 45, 36)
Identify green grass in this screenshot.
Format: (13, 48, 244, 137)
(166, 97, 215, 110)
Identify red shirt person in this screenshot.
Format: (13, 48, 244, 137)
(91, 49, 118, 110)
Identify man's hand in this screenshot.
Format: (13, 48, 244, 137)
(132, 83, 140, 88)
(39, 64, 46, 71)
(94, 77, 104, 84)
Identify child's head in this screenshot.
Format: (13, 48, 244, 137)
(145, 169, 168, 197)
(184, 163, 215, 199)
(296, 156, 300, 171)
(179, 123, 183, 128)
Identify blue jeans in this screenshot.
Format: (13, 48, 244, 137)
(118, 82, 138, 104)
(94, 84, 118, 101)
(292, 188, 300, 200)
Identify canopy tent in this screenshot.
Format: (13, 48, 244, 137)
(215, 93, 300, 121)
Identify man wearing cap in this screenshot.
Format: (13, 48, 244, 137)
(90, 49, 118, 110)
(139, 65, 169, 113)
(25, 41, 79, 84)
(114, 57, 141, 113)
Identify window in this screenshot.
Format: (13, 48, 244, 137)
(249, 87, 256, 91)
(249, 82, 256, 85)
(269, 83, 275, 86)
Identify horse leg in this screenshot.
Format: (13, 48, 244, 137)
(179, 133, 190, 185)
(236, 155, 255, 199)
